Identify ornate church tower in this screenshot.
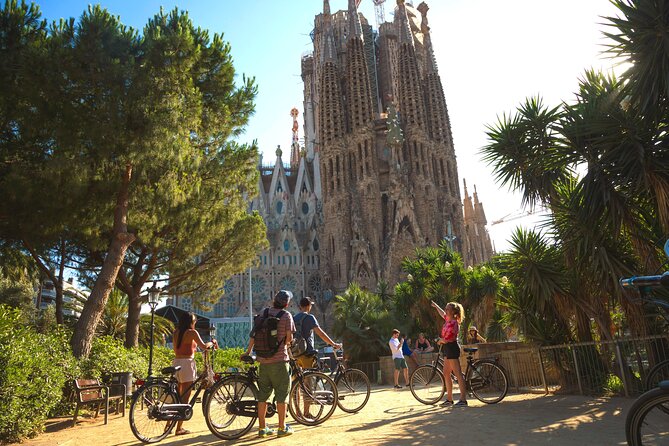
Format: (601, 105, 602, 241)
(462, 180, 494, 264)
(301, 0, 477, 293)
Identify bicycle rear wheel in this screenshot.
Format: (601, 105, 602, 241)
(409, 365, 445, 405)
(289, 371, 338, 426)
(645, 359, 669, 391)
(626, 387, 669, 446)
(335, 368, 371, 413)
(129, 382, 178, 443)
(204, 376, 258, 440)
(467, 360, 508, 404)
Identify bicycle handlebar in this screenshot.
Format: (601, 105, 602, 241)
(619, 271, 669, 289)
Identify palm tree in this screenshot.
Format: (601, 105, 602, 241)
(332, 282, 395, 363)
(97, 289, 174, 346)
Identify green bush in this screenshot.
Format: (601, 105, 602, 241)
(603, 374, 624, 395)
(0, 305, 70, 442)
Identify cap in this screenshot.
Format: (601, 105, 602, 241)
(469, 325, 477, 331)
(299, 296, 316, 307)
(273, 290, 293, 307)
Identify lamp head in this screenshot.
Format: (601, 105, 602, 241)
(147, 283, 161, 310)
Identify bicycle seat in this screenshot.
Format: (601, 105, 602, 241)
(161, 366, 181, 375)
(241, 354, 256, 364)
(463, 347, 478, 354)
(659, 380, 669, 390)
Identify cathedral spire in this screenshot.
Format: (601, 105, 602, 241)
(348, 0, 363, 41)
(396, 0, 414, 47)
(417, 2, 438, 74)
(321, 0, 337, 63)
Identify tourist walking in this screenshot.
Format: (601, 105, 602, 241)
(431, 300, 468, 407)
(388, 329, 409, 388)
(172, 312, 218, 436)
(244, 290, 296, 437)
(293, 296, 341, 369)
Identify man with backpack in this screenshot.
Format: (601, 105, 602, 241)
(292, 296, 341, 369)
(244, 290, 295, 437)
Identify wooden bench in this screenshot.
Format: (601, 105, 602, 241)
(72, 378, 126, 426)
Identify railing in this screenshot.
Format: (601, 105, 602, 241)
(351, 361, 381, 385)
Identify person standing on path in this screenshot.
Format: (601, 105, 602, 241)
(431, 300, 468, 407)
(243, 290, 296, 437)
(388, 329, 409, 388)
(172, 312, 217, 436)
(293, 296, 342, 369)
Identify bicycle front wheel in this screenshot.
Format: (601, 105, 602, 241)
(645, 359, 669, 391)
(409, 365, 445, 405)
(204, 376, 258, 440)
(467, 360, 508, 404)
(335, 368, 371, 413)
(289, 371, 338, 426)
(626, 387, 669, 446)
(129, 382, 178, 443)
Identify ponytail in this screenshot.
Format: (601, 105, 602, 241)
(447, 302, 465, 324)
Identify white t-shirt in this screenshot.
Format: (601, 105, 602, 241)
(389, 337, 404, 360)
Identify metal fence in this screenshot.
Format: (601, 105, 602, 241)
(538, 335, 669, 396)
(351, 361, 381, 385)
(349, 335, 669, 396)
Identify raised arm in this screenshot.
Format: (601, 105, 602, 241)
(192, 329, 217, 350)
(431, 300, 446, 319)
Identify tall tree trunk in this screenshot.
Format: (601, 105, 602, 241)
(55, 239, 65, 324)
(574, 308, 593, 343)
(72, 164, 135, 358)
(125, 289, 142, 348)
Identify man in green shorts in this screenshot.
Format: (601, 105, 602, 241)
(389, 329, 409, 389)
(244, 290, 295, 437)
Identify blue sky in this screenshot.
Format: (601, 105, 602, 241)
(38, 0, 622, 251)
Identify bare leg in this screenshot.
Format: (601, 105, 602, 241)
(276, 402, 287, 430)
(393, 369, 399, 386)
(442, 362, 453, 401)
(258, 401, 267, 429)
(451, 359, 466, 402)
(175, 381, 192, 434)
(403, 367, 410, 385)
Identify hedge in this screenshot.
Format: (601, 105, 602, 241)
(0, 304, 246, 443)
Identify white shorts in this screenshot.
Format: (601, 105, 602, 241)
(172, 358, 197, 383)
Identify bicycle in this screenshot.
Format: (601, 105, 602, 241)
(203, 354, 338, 440)
(620, 269, 669, 446)
(409, 343, 509, 405)
(316, 352, 371, 413)
(128, 348, 218, 443)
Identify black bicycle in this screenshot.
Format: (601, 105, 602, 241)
(128, 348, 217, 443)
(409, 343, 509, 405)
(620, 269, 669, 446)
(203, 354, 338, 440)
(317, 353, 371, 413)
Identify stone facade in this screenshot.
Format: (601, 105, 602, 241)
(171, 1, 492, 327)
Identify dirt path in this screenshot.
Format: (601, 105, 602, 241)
(21, 387, 630, 446)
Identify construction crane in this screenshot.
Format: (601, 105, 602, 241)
(373, 0, 386, 28)
(491, 207, 545, 225)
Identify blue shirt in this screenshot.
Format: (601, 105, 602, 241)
(294, 312, 319, 355)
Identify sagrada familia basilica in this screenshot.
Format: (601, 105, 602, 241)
(170, 1, 493, 323)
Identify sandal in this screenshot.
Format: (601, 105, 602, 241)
(175, 429, 191, 436)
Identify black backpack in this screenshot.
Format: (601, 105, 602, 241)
(290, 312, 309, 357)
(250, 308, 286, 358)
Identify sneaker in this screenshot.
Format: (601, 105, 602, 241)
(454, 400, 468, 406)
(394, 384, 402, 389)
(277, 424, 294, 437)
(258, 427, 276, 437)
(440, 400, 454, 407)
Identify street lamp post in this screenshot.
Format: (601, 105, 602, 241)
(208, 324, 217, 343)
(146, 282, 161, 377)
